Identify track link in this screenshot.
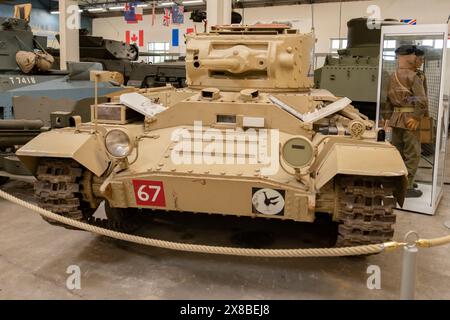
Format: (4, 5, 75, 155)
(35, 159, 87, 221)
(335, 175, 397, 247)
(35, 158, 140, 232)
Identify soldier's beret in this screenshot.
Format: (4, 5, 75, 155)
(395, 45, 417, 55)
(414, 46, 426, 56)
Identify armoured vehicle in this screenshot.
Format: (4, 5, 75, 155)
(48, 30, 187, 89)
(0, 16, 122, 122)
(0, 15, 122, 179)
(0, 16, 64, 119)
(17, 25, 408, 247)
(314, 18, 402, 119)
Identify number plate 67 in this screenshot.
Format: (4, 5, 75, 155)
(132, 180, 166, 207)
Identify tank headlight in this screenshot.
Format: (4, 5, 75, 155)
(105, 129, 133, 158)
(282, 137, 315, 169)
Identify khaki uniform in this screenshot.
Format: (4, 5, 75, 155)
(385, 67, 428, 188)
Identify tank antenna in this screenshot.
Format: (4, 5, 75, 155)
(338, 0, 343, 39)
(310, 0, 316, 70)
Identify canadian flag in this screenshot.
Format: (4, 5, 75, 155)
(126, 30, 144, 47)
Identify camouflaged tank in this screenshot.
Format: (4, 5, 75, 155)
(17, 25, 408, 246)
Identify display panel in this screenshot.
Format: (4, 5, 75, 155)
(376, 25, 448, 215)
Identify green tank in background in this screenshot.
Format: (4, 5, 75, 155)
(0, 15, 123, 181)
(314, 18, 402, 119)
(48, 30, 187, 89)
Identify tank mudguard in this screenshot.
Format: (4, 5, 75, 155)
(312, 140, 408, 206)
(16, 130, 109, 177)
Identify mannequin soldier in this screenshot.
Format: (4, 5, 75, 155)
(385, 45, 428, 198)
(415, 47, 428, 94)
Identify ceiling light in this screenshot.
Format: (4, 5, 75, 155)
(159, 2, 174, 7)
(88, 8, 106, 12)
(52, 9, 83, 14)
(183, 0, 204, 4)
(136, 4, 149, 7)
(109, 6, 126, 10)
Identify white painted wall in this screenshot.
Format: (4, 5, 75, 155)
(93, 12, 204, 58)
(93, 0, 449, 53)
(235, 0, 450, 53)
(92, 0, 450, 91)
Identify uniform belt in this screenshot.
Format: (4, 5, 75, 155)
(394, 107, 415, 113)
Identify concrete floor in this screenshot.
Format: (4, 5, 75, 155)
(0, 180, 449, 300)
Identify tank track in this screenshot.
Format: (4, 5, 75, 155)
(335, 176, 397, 247)
(34, 159, 139, 232)
(35, 160, 398, 245)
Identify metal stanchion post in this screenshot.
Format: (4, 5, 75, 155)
(444, 221, 450, 229)
(400, 231, 419, 300)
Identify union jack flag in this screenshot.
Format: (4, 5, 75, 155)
(401, 19, 417, 25)
(163, 8, 171, 26)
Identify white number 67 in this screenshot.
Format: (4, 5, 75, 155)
(137, 185, 161, 202)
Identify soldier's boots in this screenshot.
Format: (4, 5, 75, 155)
(406, 188, 423, 198)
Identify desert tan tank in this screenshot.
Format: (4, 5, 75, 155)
(16, 24, 408, 246)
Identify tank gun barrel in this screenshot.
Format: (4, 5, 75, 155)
(0, 120, 44, 130)
(138, 52, 181, 57)
(0, 120, 45, 147)
(196, 58, 242, 72)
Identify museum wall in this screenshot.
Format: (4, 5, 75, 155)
(93, 11, 203, 59)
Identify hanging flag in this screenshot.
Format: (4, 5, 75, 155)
(401, 19, 417, 25)
(151, 1, 156, 26)
(124, 3, 143, 24)
(172, 28, 179, 47)
(135, 6, 143, 21)
(172, 4, 184, 24)
(125, 30, 144, 47)
(163, 8, 171, 26)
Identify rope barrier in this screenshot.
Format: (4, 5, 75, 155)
(0, 189, 449, 258)
(417, 235, 450, 248)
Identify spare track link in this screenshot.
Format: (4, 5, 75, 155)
(336, 176, 397, 247)
(35, 158, 138, 232)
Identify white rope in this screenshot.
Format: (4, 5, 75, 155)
(1, 189, 447, 257)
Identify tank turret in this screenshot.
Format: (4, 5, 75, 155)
(314, 18, 403, 119)
(185, 24, 314, 91)
(343, 17, 400, 57)
(0, 17, 46, 71)
(49, 31, 139, 62)
(48, 31, 186, 88)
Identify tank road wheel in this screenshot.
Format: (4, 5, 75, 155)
(34, 158, 97, 230)
(104, 201, 142, 233)
(335, 176, 397, 247)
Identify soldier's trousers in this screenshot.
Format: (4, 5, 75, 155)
(391, 127, 421, 189)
